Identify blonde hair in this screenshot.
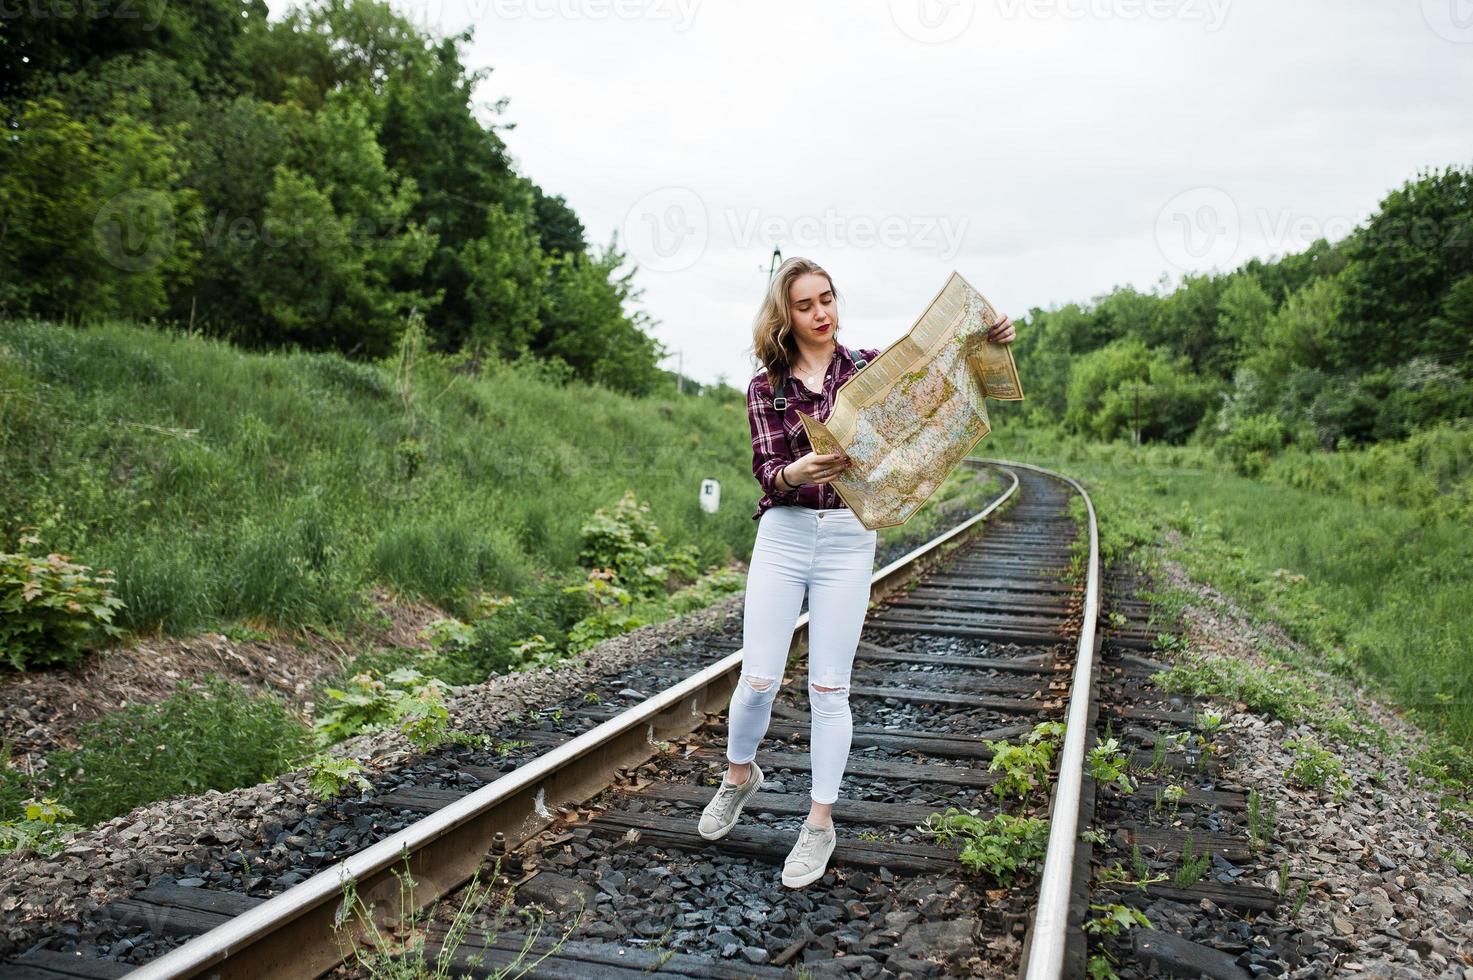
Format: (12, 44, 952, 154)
(751, 256, 841, 385)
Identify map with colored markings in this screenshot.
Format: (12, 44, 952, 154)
(798, 271, 1024, 529)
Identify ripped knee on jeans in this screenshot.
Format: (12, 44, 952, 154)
(736, 673, 779, 704)
(809, 679, 849, 697)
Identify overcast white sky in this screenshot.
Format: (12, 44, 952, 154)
(272, 0, 1473, 386)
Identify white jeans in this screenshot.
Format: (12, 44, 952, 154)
(726, 505, 878, 805)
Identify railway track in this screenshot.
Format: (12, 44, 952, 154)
(8, 459, 1285, 980)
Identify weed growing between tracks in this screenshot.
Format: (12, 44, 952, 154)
(333, 851, 582, 979)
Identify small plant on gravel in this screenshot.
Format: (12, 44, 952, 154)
(1079, 827, 1109, 845)
(1029, 720, 1066, 745)
(1174, 832, 1209, 887)
(984, 738, 1055, 800)
(1153, 783, 1186, 817)
(306, 754, 372, 800)
(1247, 788, 1277, 852)
(582, 691, 601, 704)
(1, 533, 126, 670)
(984, 722, 1065, 800)
(1284, 734, 1352, 800)
(1288, 880, 1310, 920)
(918, 808, 1049, 886)
(1152, 632, 1186, 655)
(1083, 902, 1150, 938)
(1275, 855, 1291, 897)
(391, 684, 451, 751)
(1087, 952, 1121, 979)
(492, 739, 530, 758)
(1195, 710, 1223, 734)
(1087, 737, 1135, 793)
(1140, 735, 1165, 775)
(1439, 845, 1473, 876)
(0, 798, 81, 856)
(1095, 859, 1167, 892)
(314, 668, 451, 749)
(1129, 844, 1150, 883)
(335, 852, 581, 979)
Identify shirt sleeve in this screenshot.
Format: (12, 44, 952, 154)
(747, 374, 800, 499)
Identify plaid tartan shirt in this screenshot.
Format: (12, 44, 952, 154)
(746, 342, 881, 521)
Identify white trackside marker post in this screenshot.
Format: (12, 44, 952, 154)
(699, 479, 720, 513)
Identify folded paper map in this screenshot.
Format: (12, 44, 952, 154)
(797, 271, 1024, 529)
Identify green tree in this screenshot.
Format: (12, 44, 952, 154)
(0, 98, 201, 321)
(460, 205, 546, 358)
(535, 244, 665, 395)
(1064, 339, 1216, 444)
(238, 96, 435, 356)
(1337, 165, 1473, 372)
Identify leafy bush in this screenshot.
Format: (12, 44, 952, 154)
(461, 577, 595, 677)
(577, 491, 699, 598)
(311, 667, 449, 748)
(918, 808, 1050, 885)
(40, 676, 311, 825)
(1217, 413, 1286, 476)
(305, 755, 371, 799)
(0, 533, 125, 670)
(0, 798, 82, 856)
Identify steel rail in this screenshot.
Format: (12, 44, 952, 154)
(992, 460, 1101, 980)
(124, 465, 1019, 980)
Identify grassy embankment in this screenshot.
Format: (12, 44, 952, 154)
(979, 418, 1473, 788)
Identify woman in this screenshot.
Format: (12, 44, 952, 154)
(696, 256, 1017, 888)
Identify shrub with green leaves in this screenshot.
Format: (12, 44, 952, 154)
(918, 808, 1049, 885)
(305, 755, 371, 800)
(578, 491, 699, 598)
(1088, 736, 1136, 793)
(39, 676, 311, 825)
(462, 577, 595, 678)
(0, 798, 82, 856)
(312, 667, 449, 748)
(1285, 734, 1352, 799)
(1, 534, 125, 670)
(984, 722, 1064, 800)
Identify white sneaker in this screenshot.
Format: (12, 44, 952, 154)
(781, 819, 837, 888)
(697, 761, 764, 840)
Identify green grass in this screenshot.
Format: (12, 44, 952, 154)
(0, 318, 755, 635)
(979, 422, 1473, 755)
(4, 676, 312, 826)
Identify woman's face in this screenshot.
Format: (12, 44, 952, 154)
(787, 272, 838, 346)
